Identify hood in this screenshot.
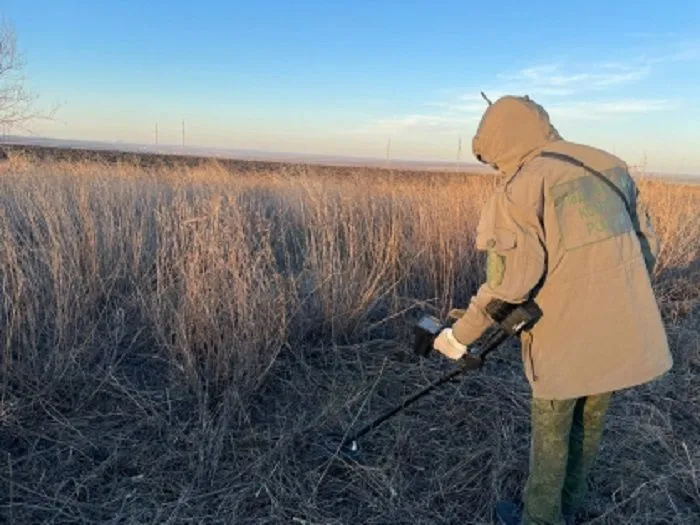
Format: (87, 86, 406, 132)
(472, 95, 562, 177)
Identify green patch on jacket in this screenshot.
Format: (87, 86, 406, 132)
(550, 170, 633, 251)
(486, 251, 506, 288)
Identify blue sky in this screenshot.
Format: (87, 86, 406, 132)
(2, 1, 700, 173)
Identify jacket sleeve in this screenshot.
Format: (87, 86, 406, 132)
(629, 185, 660, 275)
(452, 179, 547, 346)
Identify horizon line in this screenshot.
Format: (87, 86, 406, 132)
(2, 134, 698, 179)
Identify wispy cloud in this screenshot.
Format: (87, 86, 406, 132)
(365, 113, 480, 135)
(361, 40, 698, 135)
(428, 101, 486, 114)
(642, 41, 700, 64)
(498, 62, 651, 92)
(547, 99, 677, 120)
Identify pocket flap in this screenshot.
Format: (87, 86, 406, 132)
(477, 227, 517, 252)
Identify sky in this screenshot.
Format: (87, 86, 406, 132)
(2, 0, 700, 174)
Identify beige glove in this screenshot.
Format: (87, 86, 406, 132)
(433, 328, 467, 360)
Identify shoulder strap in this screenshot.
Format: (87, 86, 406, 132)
(540, 151, 633, 217)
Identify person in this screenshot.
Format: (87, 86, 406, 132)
(432, 95, 673, 525)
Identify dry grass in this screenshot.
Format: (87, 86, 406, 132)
(0, 153, 699, 524)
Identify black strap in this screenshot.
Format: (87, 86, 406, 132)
(540, 151, 633, 217)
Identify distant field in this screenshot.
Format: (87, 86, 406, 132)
(1, 142, 492, 175)
(1, 151, 699, 524)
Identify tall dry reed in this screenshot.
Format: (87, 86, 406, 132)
(0, 160, 497, 397)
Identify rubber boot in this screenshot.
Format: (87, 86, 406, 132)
(494, 501, 522, 525)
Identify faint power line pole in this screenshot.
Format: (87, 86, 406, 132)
(181, 119, 186, 148)
(155, 122, 159, 145)
(385, 137, 392, 169)
(457, 136, 462, 170)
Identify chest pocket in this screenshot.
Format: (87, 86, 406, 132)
(477, 227, 517, 252)
(474, 190, 545, 302)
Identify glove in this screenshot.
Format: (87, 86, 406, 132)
(433, 328, 468, 360)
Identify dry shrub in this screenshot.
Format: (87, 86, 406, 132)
(636, 177, 700, 321)
(0, 157, 698, 524)
(1, 160, 495, 394)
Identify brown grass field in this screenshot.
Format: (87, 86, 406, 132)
(1, 150, 699, 524)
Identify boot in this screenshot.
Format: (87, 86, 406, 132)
(494, 500, 522, 525)
(495, 501, 577, 525)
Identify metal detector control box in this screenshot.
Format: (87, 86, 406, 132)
(413, 315, 443, 357)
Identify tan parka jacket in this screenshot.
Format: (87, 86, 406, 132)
(452, 96, 672, 400)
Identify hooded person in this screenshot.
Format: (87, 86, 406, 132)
(432, 95, 672, 525)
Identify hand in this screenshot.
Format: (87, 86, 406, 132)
(433, 328, 468, 360)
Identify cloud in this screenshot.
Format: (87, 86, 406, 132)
(444, 63, 653, 110)
(366, 113, 480, 135)
(498, 62, 651, 93)
(360, 39, 697, 136)
(428, 101, 487, 114)
(643, 41, 700, 64)
(366, 98, 675, 135)
(458, 93, 488, 102)
(547, 99, 677, 120)
(496, 39, 699, 97)
(361, 96, 675, 136)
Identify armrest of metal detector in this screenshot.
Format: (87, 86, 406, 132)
(467, 299, 542, 362)
(484, 299, 542, 336)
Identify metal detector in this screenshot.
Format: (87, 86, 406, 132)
(324, 300, 542, 462)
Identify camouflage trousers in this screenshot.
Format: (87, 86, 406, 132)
(522, 392, 612, 525)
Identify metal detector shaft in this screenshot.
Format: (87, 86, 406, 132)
(341, 329, 509, 448)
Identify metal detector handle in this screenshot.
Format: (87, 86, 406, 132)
(340, 302, 543, 450)
(342, 326, 509, 449)
(341, 359, 472, 448)
(467, 327, 510, 361)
